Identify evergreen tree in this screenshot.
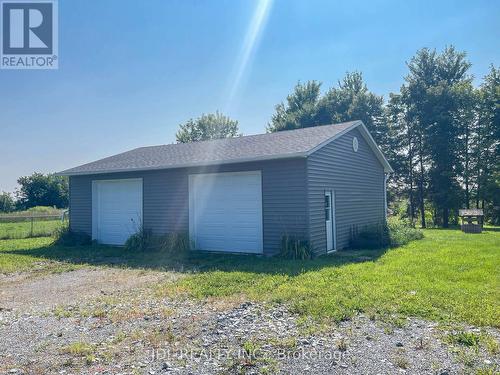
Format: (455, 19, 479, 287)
(386, 93, 418, 223)
(475, 66, 500, 223)
(400, 47, 473, 227)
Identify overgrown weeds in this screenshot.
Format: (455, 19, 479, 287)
(52, 226, 91, 246)
(279, 235, 312, 260)
(447, 331, 481, 347)
(125, 228, 190, 257)
(350, 217, 423, 249)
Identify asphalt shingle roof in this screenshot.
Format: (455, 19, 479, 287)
(58, 121, 362, 175)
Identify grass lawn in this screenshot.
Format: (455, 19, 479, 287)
(0, 219, 64, 240)
(0, 228, 498, 327)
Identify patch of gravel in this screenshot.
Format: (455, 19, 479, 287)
(0, 268, 172, 312)
(0, 269, 498, 374)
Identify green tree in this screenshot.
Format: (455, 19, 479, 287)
(176, 111, 240, 143)
(400, 46, 473, 227)
(456, 84, 478, 209)
(267, 81, 322, 132)
(0, 191, 15, 213)
(15, 173, 69, 209)
(267, 75, 387, 148)
(475, 65, 500, 223)
(316, 72, 387, 147)
(386, 93, 419, 223)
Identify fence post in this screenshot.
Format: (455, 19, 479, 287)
(30, 215, 34, 238)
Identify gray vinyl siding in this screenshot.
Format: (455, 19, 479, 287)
(69, 158, 307, 255)
(307, 128, 386, 255)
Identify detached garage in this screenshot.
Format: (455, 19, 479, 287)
(59, 121, 393, 256)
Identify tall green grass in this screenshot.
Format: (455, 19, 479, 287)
(0, 220, 65, 240)
(0, 206, 65, 217)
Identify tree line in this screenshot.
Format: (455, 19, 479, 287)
(175, 46, 499, 226)
(0, 173, 68, 213)
(2, 46, 497, 225)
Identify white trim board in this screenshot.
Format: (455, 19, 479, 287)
(326, 189, 337, 254)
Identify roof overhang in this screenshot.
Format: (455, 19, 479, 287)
(56, 152, 308, 176)
(57, 120, 393, 176)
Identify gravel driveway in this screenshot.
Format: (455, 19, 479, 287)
(0, 268, 498, 374)
(0, 268, 170, 312)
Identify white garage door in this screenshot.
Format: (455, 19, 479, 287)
(92, 179, 143, 245)
(189, 171, 263, 253)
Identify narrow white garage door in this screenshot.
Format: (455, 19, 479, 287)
(92, 179, 143, 245)
(189, 171, 263, 253)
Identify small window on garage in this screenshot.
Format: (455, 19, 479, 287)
(325, 194, 331, 220)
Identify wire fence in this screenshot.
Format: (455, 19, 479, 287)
(0, 212, 68, 240)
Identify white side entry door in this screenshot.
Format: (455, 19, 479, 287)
(325, 190, 336, 252)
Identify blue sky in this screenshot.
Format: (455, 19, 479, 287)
(1, 0, 499, 193)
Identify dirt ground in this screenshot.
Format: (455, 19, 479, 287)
(0, 268, 171, 312)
